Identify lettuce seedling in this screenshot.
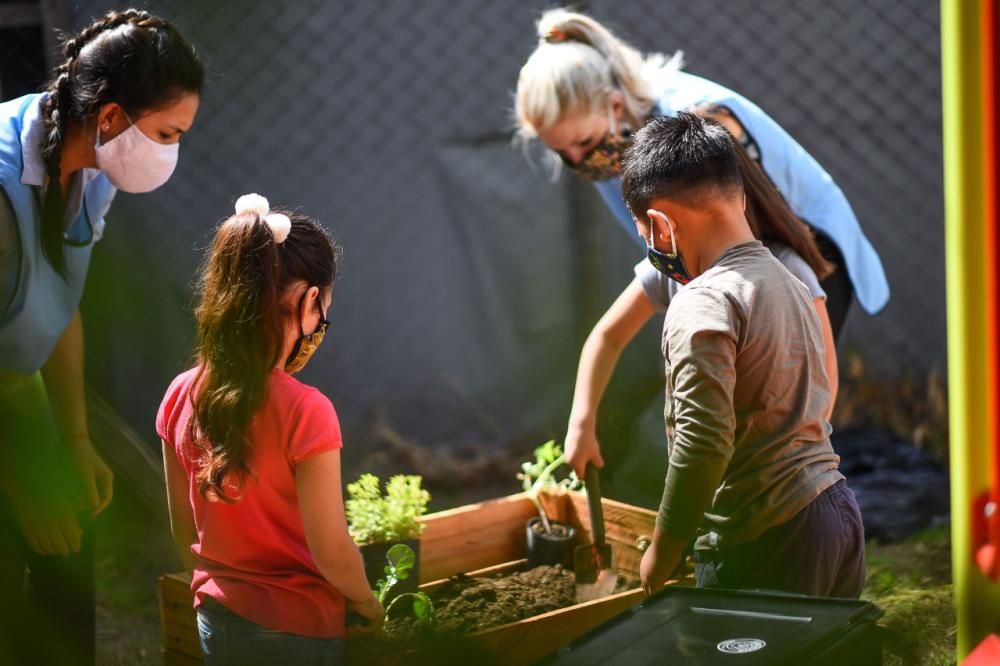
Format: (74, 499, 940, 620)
(347, 474, 430, 546)
(517, 441, 582, 535)
(375, 543, 434, 627)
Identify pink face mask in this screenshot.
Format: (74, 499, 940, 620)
(94, 114, 178, 193)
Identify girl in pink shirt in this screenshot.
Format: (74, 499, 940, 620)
(157, 194, 384, 665)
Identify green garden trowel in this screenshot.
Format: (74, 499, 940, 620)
(574, 464, 617, 601)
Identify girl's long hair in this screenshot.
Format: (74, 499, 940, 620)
(736, 140, 835, 280)
(39, 9, 203, 278)
(189, 210, 336, 502)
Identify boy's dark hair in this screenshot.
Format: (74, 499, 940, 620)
(621, 111, 742, 219)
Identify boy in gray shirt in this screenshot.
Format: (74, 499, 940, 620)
(621, 113, 864, 598)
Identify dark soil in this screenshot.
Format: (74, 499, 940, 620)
(373, 563, 635, 651)
(385, 564, 576, 644)
(529, 520, 571, 538)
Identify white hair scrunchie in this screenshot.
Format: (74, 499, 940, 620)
(234, 193, 292, 244)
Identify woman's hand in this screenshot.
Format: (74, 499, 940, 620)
(565, 420, 604, 479)
(347, 595, 386, 636)
(70, 437, 113, 517)
(6, 476, 82, 557)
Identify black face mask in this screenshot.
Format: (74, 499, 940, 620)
(645, 215, 692, 285)
(285, 293, 329, 374)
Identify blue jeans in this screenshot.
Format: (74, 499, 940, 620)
(196, 598, 345, 666)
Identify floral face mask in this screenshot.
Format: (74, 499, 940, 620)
(285, 293, 329, 374)
(561, 108, 633, 181)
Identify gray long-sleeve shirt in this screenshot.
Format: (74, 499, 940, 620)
(657, 240, 843, 551)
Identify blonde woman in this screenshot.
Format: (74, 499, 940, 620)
(516, 8, 887, 330)
(515, 8, 887, 479)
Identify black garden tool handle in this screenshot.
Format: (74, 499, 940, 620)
(584, 464, 606, 549)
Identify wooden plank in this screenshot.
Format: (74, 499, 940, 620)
(159, 574, 201, 661)
(463, 587, 647, 665)
(416, 493, 536, 582)
(538, 491, 570, 524)
(564, 491, 658, 579)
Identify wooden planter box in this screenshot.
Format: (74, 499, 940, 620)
(160, 490, 691, 665)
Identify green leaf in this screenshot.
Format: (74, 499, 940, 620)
(386, 543, 416, 579)
(412, 591, 434, 625)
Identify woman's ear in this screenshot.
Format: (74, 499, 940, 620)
(95, 102, 128, 143)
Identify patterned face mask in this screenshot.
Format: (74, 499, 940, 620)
(646, 213, 692, 285)
(285, 294, 329, 374)
(561, 108, 633, 181)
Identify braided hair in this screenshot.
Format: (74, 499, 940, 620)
(38, 9, 203, 278)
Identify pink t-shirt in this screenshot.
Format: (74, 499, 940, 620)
(156, 367, 346, 638)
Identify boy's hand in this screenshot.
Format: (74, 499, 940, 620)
(640, 541, 670, 596)
(565, 422, 604, 479)
(640, 529, 687, 596)
(347, 596, 385, 636)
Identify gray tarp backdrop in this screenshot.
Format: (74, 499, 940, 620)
(3, 1, 943, 497)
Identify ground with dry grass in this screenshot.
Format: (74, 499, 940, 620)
(865, 526, 955, 665)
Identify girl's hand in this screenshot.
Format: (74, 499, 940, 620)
(70, 437, 114, 517)
(347, 596, 385, 636)
(565, 421, 604, 479)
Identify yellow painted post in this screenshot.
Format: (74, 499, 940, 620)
(942, 0, 1000, 657)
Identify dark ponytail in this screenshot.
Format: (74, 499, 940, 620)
(39, 9, 204, 278)
(690, 105, 834, 281)
(735, 141, 835, 280)
(190, 208, 337, 503)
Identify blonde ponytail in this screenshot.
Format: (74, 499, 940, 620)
(515, 8, 682, 140)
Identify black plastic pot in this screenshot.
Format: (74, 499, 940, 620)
(360, 538, 421, 598)
(526, 517, 576, 568)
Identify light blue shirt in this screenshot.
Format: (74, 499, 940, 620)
(594, 70, 889, 315)
(0, 94, 116, 373)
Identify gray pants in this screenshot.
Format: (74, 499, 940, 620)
(694, 480, 865, 598)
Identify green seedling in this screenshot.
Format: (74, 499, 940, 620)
(517, 441, 582, 535)
(347, 474, 430, 546)
(374, 543, 435, 628)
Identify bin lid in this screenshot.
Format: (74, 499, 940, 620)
(543, 586, 882, 665)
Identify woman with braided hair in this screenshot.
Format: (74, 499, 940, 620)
(0, 9, 203, 664)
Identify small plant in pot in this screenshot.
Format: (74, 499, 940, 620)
(518, 441, 582, 567)
(374, 544, 435, 626)
(347, 473, 430, 595)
